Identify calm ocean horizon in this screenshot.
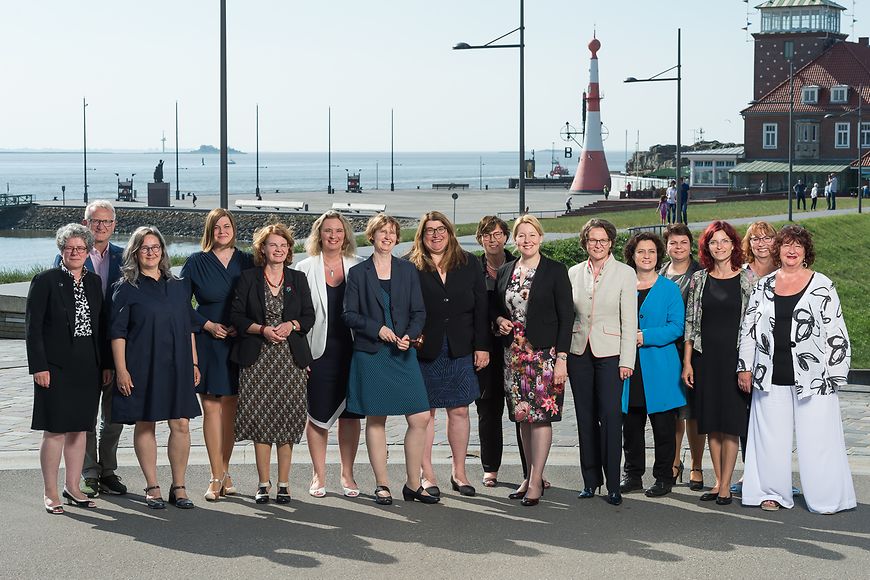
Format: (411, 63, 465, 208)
(0, 150, 631, 201)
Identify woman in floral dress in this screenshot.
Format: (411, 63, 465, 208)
(493, 215, 572, 506)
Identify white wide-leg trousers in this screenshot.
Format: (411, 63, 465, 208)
(742, 384, 856, 514)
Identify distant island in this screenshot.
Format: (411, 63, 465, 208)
(190, 144, 245, 154)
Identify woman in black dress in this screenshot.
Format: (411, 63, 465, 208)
(111, 226, 202, 510)
(27, 223, 108, 514)
(682, 221, 753, 505)
(296, 211, 363, 498)
(410, 211, 489, 498)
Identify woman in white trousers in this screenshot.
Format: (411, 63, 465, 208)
(737, 225, 855, 514)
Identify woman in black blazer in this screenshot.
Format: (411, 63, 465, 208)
(26, 223, 110, 514)
(230, 223, 315, 505)
(492, 215, 573, 506)
(343, 213, 437, 505)
(409, 211, 489, 498)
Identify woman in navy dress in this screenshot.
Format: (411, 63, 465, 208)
(409, 211, 489, 498)
(296, 211, 363, 498)
(343, 214, 437, 505)
(182, 208, 253, 501)
(111, 226, 201, 510)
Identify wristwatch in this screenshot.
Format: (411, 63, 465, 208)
(556, 354, 568, 361)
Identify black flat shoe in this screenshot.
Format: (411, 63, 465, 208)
(143, 485, 165, 509)
(607, 491, 622, 506)
(644, 481, 673, 498)
(688, 469, 704, 491)
(578, 486, 600, 499)
(716, 495, 733, 505)
(700, 492, 719, 502)
(168, 485, 195, 509)
(424, 485, 441, 498)
(374, 485, 393, 505)
(619, 477, 643, 494)
(402, 485, 440, 504)
(521, 495, 540, 506)
(62, 488, 96, 509)
(451, 477, 476, 497)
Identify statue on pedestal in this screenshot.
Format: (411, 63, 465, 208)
(154, 160, 164, 183)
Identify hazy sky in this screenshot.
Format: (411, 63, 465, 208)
(2, 0, 868, 153)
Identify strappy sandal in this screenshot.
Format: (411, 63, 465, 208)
(761, 499, 781, 511)
(143, 485, 165, 509)
(44, 496, 64, 515)
(374, 485, 392, 505)
(63, 487, 97, 509)
(255, 481, 272, 504)
(482, 477, 498, 488)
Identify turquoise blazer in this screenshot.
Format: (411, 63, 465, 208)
(621, 275, 686, 414)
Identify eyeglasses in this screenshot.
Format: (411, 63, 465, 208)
(266, 242, 290, 250)
(708, 238, 733, 247)
(424, 226, 448, 237)
(139, 244, 162, 255)
(88, 219, 114, 227)
(481, 231, 505, 241)
(63, 246, 88, 255)
(587, 238, 611, 246)
(749, 236, 773, 243)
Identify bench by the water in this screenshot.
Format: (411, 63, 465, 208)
(432, 183, 469, 190)
(235, 199, 308, 211)
(627, 224, 665, 237)
(331, 202, 386, 214)
(0, 194, 33, 207)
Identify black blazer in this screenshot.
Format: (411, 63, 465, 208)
(416, 251, 489, 360)
(25, 267, 107, 374)
(230, 267, 315, 369)
(342, 256, 426, 354)
(493, 254, 573, 353)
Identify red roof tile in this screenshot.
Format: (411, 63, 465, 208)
(743, 41, 870, 114)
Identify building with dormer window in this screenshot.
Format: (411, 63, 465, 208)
(732, 0, 870, 192)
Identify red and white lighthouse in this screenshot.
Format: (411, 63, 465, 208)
(570, 36, 611, 194)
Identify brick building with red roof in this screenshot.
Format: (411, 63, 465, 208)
(732, 0, 870, 193)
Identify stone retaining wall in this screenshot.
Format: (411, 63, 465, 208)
(0, 204, 416, 242)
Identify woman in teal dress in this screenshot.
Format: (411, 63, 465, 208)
(181, 208, 253, 501)
(343, 214, 437, 505)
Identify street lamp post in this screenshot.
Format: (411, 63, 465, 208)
(256, 104, 260, 198)
(219, 0, 228, 209)
(390, 108, 395, 192)
(625, 28, 682, 221)
(454, 0, 525, 214)
(175, 101, 180, 201)
(83, 98, 88, 204)
(479, 156, 485, 190)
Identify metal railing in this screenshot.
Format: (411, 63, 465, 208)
(0, 194, 33, 207)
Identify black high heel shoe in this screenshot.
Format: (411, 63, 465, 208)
(276, 482, 291, 504)
(143, 485, 165, 509)
(578, 485, 601, 499)
(402, 485, 440, 504)
(63, 487, 96, 509)
(374, 485, 393, 505)
(606, 491, 622, 506)
(688, 469, 705, 491)
(450, 477, 476, 497)
(673, 461, 685, 483)
(168, 485, 195, 509)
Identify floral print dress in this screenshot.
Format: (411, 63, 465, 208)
(502, 266, 563, 423)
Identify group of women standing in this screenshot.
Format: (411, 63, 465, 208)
(27, 207, 855, 515)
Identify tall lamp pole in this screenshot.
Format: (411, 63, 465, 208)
(625, 28, 682, 221)
(83, 98, 88, 204)
(328, 107, 332, 194)
(219, 0, 228, 209)
(390, 108, 395, 192)
(787, 46, 795, 222)
(454, 0, 525, 214)
(175, 101, 180, 201)
(256, 104, 260, 198)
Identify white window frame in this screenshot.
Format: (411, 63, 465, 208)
(801, 86, 819, 104)
(763, 123, 778, 149)
(831, 85, 849, 104)
(835, 122, 850, 149)
(861, 122, 870, 148)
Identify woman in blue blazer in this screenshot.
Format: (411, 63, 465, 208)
(620, 233, 686, 498)
(343, 214, 437, 505)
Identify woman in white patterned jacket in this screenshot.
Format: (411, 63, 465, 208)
(737, 225, 855, 514)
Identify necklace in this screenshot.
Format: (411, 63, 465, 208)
(324, 257, 342, 279)
(264, 267, 284, 289)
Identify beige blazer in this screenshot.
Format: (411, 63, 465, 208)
(568, 254, 637, 368)
(295, 253, 363, 360)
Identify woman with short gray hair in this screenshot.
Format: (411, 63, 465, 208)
(27, 223, 109, 514)
(111, 226, 202, 510)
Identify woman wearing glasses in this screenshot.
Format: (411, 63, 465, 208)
(567, 219, 637, 506)
(410, 211, 489, 498)
(682, 221, 753, 506)
(111, 226, 202, 510)
(231, 223, 315, 505)
(27, 223, 110, 514)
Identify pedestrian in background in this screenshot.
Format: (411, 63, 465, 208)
(679, 177, 690, 223)
(793, 180, 806, 211)
(810, 182, 819, 210)
(665, 180, 677, 223)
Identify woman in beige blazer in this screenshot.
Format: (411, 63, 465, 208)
(567, 219, 637, 506)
